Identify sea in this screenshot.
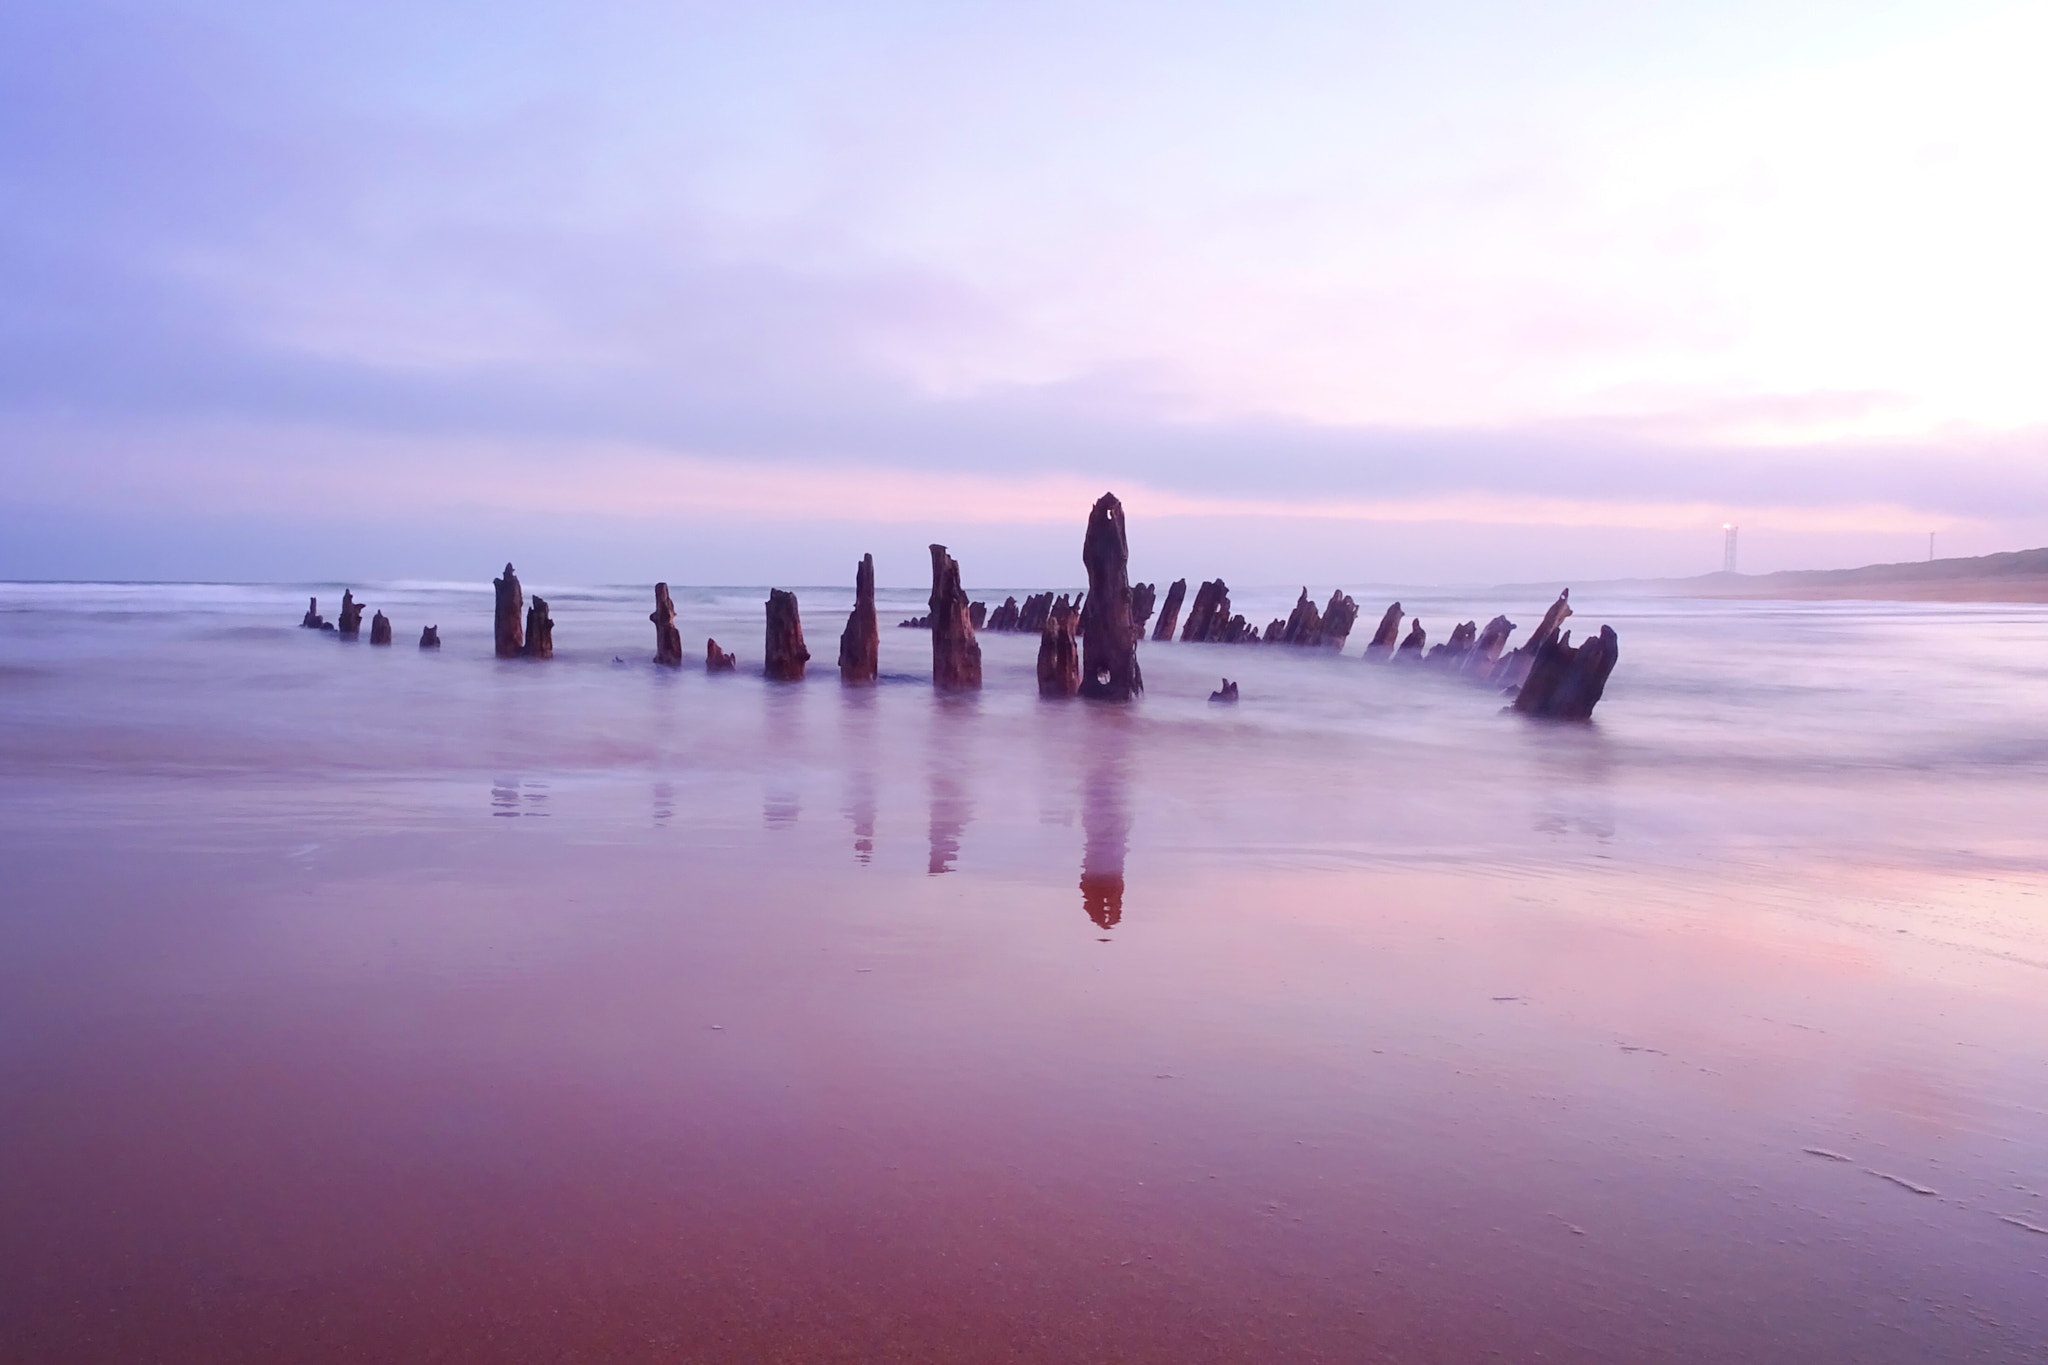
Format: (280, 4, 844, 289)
(3, 578, 2045, 1362)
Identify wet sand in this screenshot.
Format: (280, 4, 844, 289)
(3, 582, 2046, 1361)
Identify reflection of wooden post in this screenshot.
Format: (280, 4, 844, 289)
(651, 583, 683, 667)
(1079, 493, 1142, 701)
(523, 597, 553, 659)
(837, 555, 879, 685)
(928, 545, 982, 691)
(764, 591, 809, 681)
(493, 564, 524, 658)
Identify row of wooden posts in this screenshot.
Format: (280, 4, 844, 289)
(299, 491, 1619, 719)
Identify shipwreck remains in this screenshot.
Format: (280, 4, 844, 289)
(986, 597, 1021, 632)
(1037, 595, 1080, 698)
(1395, 619, 1427, 661)
(928, 545, 982, 691)
(1151, 579, 1187, 641)
(1493, 590, 1571, 689)
(419, 625, 440, 649)
(523, 597, 554, 659)
(1078, 493, 1143, 701)
(299, 597, 328, 630)
(1513, 625, 1619, 721)
(838, 554, 879, 686)
(336, 591, 365, 639)
(651, 583, 683, 667)
(1179, 579, 1231, 643)
(764, 590, 808, 681)
(1209, 678, 1239, 703)
(369, 610, 392, 646)
(1364, 602, 1402, 660)
(706, 639, 737, 672)
(969, 601, 987, 630)
(493, 564, 524, 658)
(1129, 582, 1157, 640)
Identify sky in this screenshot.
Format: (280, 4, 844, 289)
(3, 0, 2046, 586)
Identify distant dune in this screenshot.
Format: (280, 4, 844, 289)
(1668, 547, 2048, 602)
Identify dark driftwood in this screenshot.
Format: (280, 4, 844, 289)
(1492, 590, 1571, 689)
(1426, 620, 1475, 668)
(838, 554, 879, 685)
(299, 597, 326, 629)
(494, 564, 524, 658)
(1037, 596, 1080, 698)
(1180, 579, 1232, 642)
(1512, 625, 1619, 720)
(1129, 582, 1157, 640)
(898, 613, 931, 629)
(1364, 602, 1402, 660)
(523, 597, 554, 659)
(369, 611, 392, 646)
(928, 544, 982, 691)
(1281, 588, 1322, 646)
(337, 591, 365, 639)
(1151, 578, 1187, 641)
(419, 625, 440, 649)
(969, 601, 987, 630)
(1209, 678, 1239, 703)
(706, 638, 737, 672)
(764, 590, 808, 681)
(1468, 615, 1515, 674)
(1079, 493, 1143, 701)
(1320, 591, 1359, 649)
(1395, 619, 1426, 660)
(651, 583, 683, 667)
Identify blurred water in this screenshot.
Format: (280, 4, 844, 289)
(3, 579, 2047, 1362)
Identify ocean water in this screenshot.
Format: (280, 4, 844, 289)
(3, 578, 2046, 1362)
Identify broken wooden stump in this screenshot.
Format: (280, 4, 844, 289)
(1281, 587, 1323, 646)
(1492, 590, 1570, 688)
(706, 639, 737, 672)
(651, 583, 683, 667)
(837, 554, 879, 686)
(1129, 582, 1157, 640)
(522, 597, 554, 659)
(1395, 619, 1427, 661)
(928, 544, 983, 691)
(1263, 618, 1285, 643)
(897, 613, 931, 629)
(493, 564, 524, 658)
(369, 610, 392, 646)
(1364, 602, 1402, 660)
(1425, 620, 1476, 668)
(986, 596, 1021, 632)
(1151, 578, 1187, 641)
(1179, 579, 1232, 642)
(1209, 678, 1239, 703)
(969, 601, 987, 630)
(419, 625, 440, 649)
(1016, 591, 1057, 634)
(1037, 596, 1080, 698)
(1079, 493, 1143, 701)
(1467, 615, 1515, 675)
(336, 590, 365, 639)
(298, 597, 326, 629)
(764, 589, 809, 681)
(1512, 624, 1619, 720)
(1319, 591, 1359, 650)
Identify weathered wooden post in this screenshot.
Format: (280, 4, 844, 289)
(493, 564, 524, 658)
(1079, 493, 1143, 701)
(523, 597, 554, 659)
(419, 625, 441, 649)
(1037, 596, 1080, 697)
(337, 590, 365, 639)
(1151, 578, 1187, 641)
(369, 610, 392, 645)
(706, 639, 737, 672)
(838, 554, 879, 685)
(928, 545, 982, 691)
(1395, 619, 1426, 660)
(764, 590, 809, 681)
(651, 583, 683, 667)
(1364, 602, 1402, 660)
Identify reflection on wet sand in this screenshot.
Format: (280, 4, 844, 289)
(928, 767, 969, 874)
(842, 688, 879, 864)
(1080, 717, 1132, 929)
